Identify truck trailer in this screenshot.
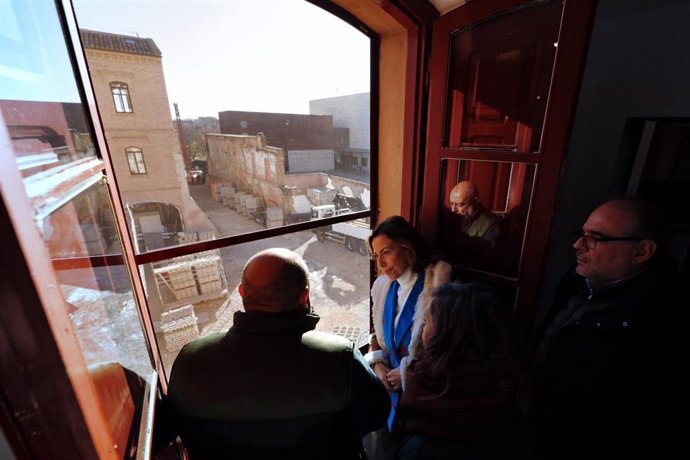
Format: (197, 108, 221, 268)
(311, 204, 371, 256)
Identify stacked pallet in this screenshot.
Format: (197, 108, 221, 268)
(307, 187, 336, 206)
(266, 206, 283, 228)
(157, 261, 197, 301)
(234, 192, 249, 212)
(160, 305, 199, 352)
(197, 230, 215, 241)
(210, 180, 233, 202)
(195, 257, 223, 294)
(176, 230, 216, 245)
(241, 194, 262, 217)
(221, 185, 236, 208)
(152, 250, 227, 307)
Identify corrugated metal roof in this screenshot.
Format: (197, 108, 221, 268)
(80, 29, 162, 57)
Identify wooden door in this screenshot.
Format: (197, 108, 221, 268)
(420, 0, 595, 322)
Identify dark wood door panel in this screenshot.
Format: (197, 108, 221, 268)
(421, 0, 596, 319)
(445, 1, 562, 151)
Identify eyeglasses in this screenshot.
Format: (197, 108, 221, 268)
(573, 231, 644, 250)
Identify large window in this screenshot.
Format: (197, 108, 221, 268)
(126, 146, 147, 174)
(1, 0, 374, 453)
(70, 0, 374, 378)
(111, 82, 133, 112)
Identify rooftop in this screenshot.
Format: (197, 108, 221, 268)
(80, 29, 162, 57)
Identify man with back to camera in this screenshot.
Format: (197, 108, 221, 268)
(526, 198, 687, 459)
(448, 180, 501, 247)
(164, 248, 389, 459)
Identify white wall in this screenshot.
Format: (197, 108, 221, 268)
(309, 93, 370, 151)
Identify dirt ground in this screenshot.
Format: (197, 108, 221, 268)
(155, 184, 372, 373)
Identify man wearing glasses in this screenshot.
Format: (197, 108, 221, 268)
(526, 198, 685, 460)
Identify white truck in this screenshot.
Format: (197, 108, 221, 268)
(311, 204, 371, 256)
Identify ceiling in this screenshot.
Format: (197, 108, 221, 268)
(428, 0, 468, 15)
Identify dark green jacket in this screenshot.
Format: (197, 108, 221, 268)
(462, 205, 500, 246)
(165, 311, 389, 459)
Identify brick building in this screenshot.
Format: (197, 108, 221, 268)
(206, 133, 286, 209)
(206, 133, 369, 221)
(80, 29, 212, 250)
(218, 110, 335, 173)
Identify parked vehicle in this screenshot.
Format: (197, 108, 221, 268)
(186, 167, 205, 184)
(311, 204, 370, 256)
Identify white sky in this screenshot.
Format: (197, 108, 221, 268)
(71, 0, 371, 119)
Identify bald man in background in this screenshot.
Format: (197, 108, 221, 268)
(164, 248, 389, 459)
(449, 180, 501, 248)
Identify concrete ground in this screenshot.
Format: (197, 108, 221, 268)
(155, 184, 372, 374)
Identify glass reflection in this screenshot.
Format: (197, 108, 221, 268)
(44, 180, 120, 257)
(0, 1, 96, 176)
(144, 223, 372, 377)
(2, 1, 153, 455)
(46, 182, 152, 379)
(1, 0, 152, 378)
(444, 0, 562, 152)
(439, 159, 534, 278)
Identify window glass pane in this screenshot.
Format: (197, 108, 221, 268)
(113, 92, 124, 112)
(0, 1, 97, 176)
(48, 182, 152, 378)
(1, 2, 155, 454)
(143, 222, 371, 377)
(127, 149, 138, 173)
(30, 178, 155, 379)
(126, 147, 146, 174)
(444, 0, 562, 152)
(439, 159, 535, 278)
(112, 83, 132, 113)
(135, 151, 146, 173)
(72, 0, 371, 253)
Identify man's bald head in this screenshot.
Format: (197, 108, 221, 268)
(451, 181, 477, 198)
(239, 248, 310, 313)
(449, 181, 479, 216)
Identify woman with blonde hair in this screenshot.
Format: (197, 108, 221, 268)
(397, 282, 527, 460)
(364, 215, 452, 459)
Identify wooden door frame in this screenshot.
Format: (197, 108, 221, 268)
(419, 0, 597, 322)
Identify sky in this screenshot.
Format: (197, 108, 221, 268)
(71, 0, 371, 119)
